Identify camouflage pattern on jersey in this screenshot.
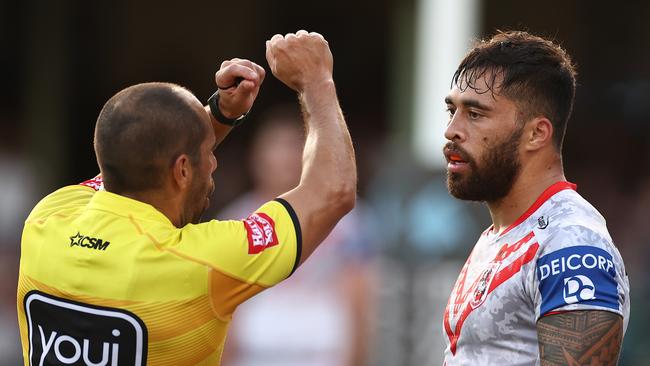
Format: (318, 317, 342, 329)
(443, 182, 629, 365)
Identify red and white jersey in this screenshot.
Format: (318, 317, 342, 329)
(443, 181, 630, 365)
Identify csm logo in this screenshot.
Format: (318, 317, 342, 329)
(25, 291, 147, 366)
(69, 232, 110, 251)
(563, 275, 596, 304)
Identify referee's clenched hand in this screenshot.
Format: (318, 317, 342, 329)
(214, 58, 265, 119)
(265, 30, 333, 93)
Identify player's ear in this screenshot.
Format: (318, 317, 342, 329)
(524, 117, 553, 151)
(171, 154, 192, 190)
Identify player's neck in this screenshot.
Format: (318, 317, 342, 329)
(486, 159, 565, 236)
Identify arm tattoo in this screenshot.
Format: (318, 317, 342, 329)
(537, 310, 623, 366)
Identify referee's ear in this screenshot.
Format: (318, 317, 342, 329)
(171, 154, 192, 191)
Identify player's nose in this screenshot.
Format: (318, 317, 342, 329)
(444, 115, 466, 142)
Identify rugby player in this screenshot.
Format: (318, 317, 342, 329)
(442, 31, 630, 365)
(17, 30, 355, 365)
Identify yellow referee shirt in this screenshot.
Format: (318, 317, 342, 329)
(17, 176, 301, 366)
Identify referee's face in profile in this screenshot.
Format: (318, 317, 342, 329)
(184, 104, 218, 225)
(443, 72, 524, 202)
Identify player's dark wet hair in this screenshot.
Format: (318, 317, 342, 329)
(94, 82, 207, 193)
(452, 30, 577, 150)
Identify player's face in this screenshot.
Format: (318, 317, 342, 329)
(442, 75, 524, 202)
(185, 114, 217, 224)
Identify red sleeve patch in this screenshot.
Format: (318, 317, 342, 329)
(243, 213, 279, 254)
(79, 175, 104, 191)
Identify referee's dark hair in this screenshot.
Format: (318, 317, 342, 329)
(94, 82, 207, 193)
(452, 30, 577, 151)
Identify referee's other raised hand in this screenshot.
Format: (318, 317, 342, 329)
(214, 58, 265, 119)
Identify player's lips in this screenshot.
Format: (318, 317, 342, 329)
(444, 147, 470, 173)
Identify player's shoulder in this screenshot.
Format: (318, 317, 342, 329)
(545, 188, 605, 224)
(541, 189, 608, 236)
(535, 189, 617, 257)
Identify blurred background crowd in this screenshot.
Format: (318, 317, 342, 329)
(1, 0, 648, 365)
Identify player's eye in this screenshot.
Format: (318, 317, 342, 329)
(446, 106, 456, 118)
(468, 110, 481, 120)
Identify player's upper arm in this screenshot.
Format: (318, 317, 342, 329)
(531, 223, 629, 365)
(537, 310, 623, 365)
(531, 223, 628, 320)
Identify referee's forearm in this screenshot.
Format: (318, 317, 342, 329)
(299, 79, 356, 214)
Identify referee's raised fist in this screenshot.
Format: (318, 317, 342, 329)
(265, 30, 333, 93)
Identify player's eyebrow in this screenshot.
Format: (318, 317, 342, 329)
(445, 96, 493, 112)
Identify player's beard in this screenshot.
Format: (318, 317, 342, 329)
(446, 126, 523, 202)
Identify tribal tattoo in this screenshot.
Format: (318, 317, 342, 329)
(537, 310, 623, 366)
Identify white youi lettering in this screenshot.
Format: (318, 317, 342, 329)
(539, 253, 614, 281)
(37, 325, 120, 366)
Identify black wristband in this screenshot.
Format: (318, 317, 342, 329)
(207, 91, 248, 127)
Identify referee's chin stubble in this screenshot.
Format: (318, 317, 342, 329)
(185, 178, 212, 225)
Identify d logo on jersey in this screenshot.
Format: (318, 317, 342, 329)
(537, 246, 619, 315)
(24, 291, 147, 366)
(563, 275, 595, 304)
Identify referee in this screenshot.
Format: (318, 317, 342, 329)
(17, 30, 356, 366)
